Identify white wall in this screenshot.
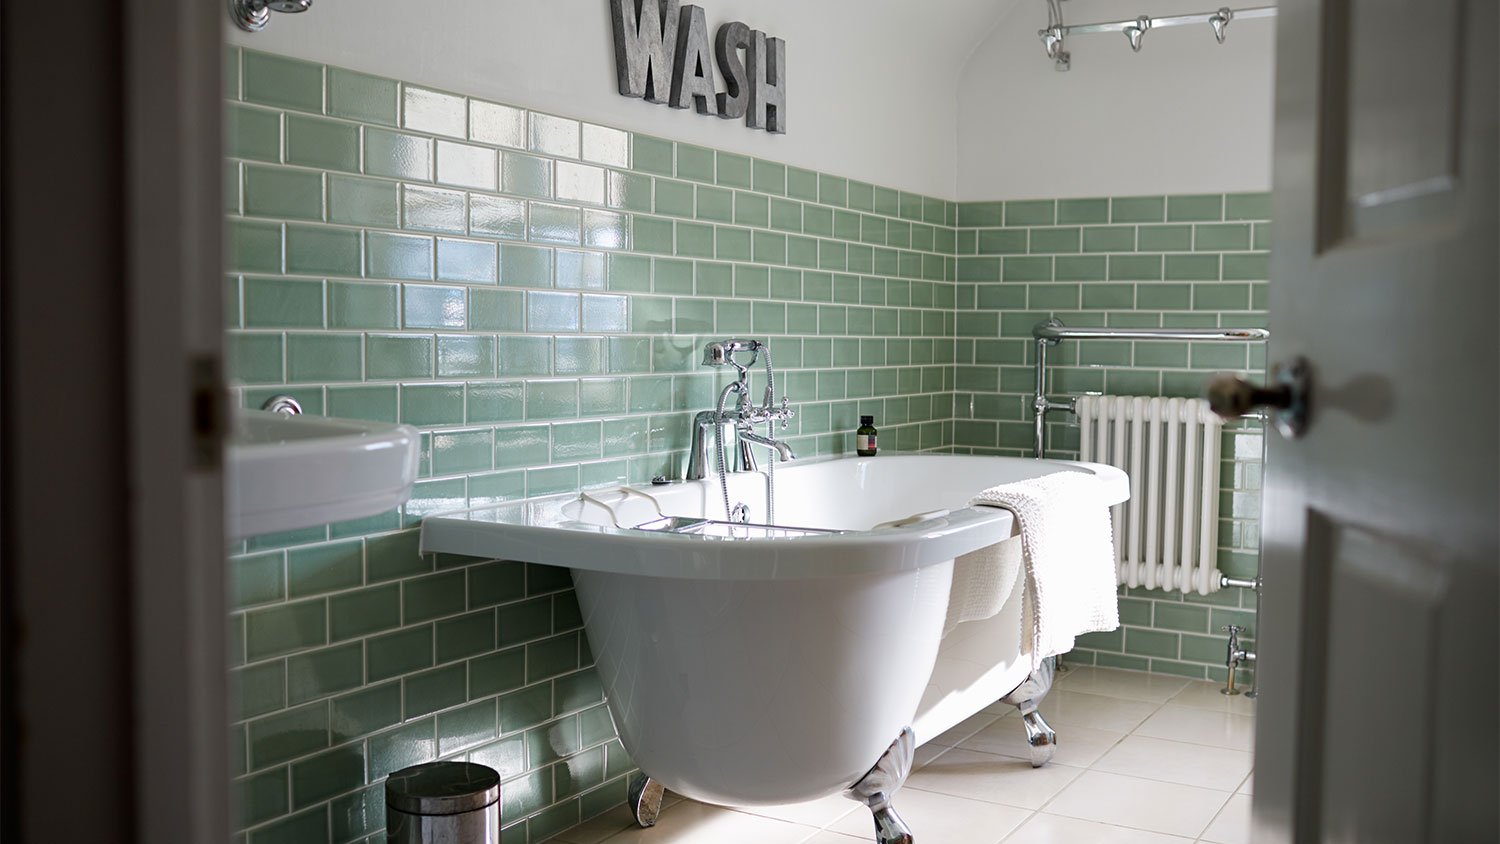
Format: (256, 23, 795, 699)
(956, 0, 1275, 201)
(228, 0, 1013, 198)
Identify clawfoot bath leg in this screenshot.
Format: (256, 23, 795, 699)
(1000, 656, 1058, 767)
(627, 773, 664, 828)
(843, 726, 917, 844)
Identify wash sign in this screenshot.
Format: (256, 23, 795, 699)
(609, 0, 787, 133)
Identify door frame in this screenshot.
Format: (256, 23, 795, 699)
(1, 0, 228, 841)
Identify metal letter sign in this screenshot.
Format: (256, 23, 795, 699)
(610, 0, 786, 134)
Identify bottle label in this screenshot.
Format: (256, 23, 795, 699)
(857, 434, 875, 451)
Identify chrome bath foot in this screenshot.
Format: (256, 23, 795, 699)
(627, 773, 664, 828)
(1000, 657, 1058, 767)
(843, 726, 916, 844)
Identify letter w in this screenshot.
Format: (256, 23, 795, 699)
(610, 0, 681, 104)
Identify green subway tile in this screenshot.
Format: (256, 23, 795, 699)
(956, 201, 1002, 228)
(287, 642, 364, 706)
(753, 230, 787, 265)
(364, 530, 427, 582)
(232, 659, 285, 720)
(226, 104, 281, 163)
(405, 663, 467, 718)
(752, 159, 786, 195)
(247, 699, 329, 769)
(1153, 602, 1210, 633)
(1106, 368, 1159, 394)
(1135, 284, 1192, 311)
(1081, 283, 1135, 309)
(227, 219, 282, 274)
(328, 175, 398, 228)
(230, 551, 283, 609)
(245, 598, 326, 661)
(1253, 223, 1272, 251)
(286, 224, 361, 277)
(1005, 199, 1055, 226)
(819, 174, 849, 207)
(734, 191, 769, 228)
(632, 215, 674, 255)
(1221, 253, 1269, 280)
(529, 112, 580, 159)
(402, 185, 466, 233)
(233, 766, 288, 828)
(716, 152, 751, 188)
(653, 179, 694, 217)
(1082, 226, 1135, 253)
(328, 583, 400, 641)
(607, 170, 653, 213)
(1137, 224, 1193, 252)
(977, 229, 1028, 255)
(368, 718, 437, 781)
(1195, 223, 1251, 251)
(802, 205, 833, 238)
(366, 334, 432, 379)
(438, 699, 498, 755)
(556, 160, 605, 205)
(527, 632, 580, 682)
(326, 385, 397, 423)
(1167, 194, 1224, 222)
(431, 428, 494, 474)
(243, 51, 323, 113)
(847, 180, 875, 212)
(468, 288, 524, 333)
(1194, 283, 1252, 311)
(465, 196, 524, 242)
(1053, 255, 1107, 282)
(403, 85, 466, 137)
(1002, 256, 1052, 282)
(1164, 254, 1220, 281)
(366, 625, 434, 683)
(787, 167, 819, 202)
(1029, 283, 1080, 310)
(500, 684, 553, 733)
(436, 238, 498, 285)
(555, 669, 604, 711)
(675, 144, 714, 182)
(898, 191, 922, 221)
(287, 335, 361, 382)
(556, 249, 606, 290)
(498, 336, 553, 375)
(1111, 196, 1165, 223)
(695, 185, 733, 223)
(290, 744, 365, 809)
(525, 290, 580, 332)
(1109, 254, 1163, 281)
(631, 135, 674, 177)
(499, 243, 554, 287)
(327, 784, 385, 842)
(244, 165, 323, 221)
(493, 424, 551, 469)
(1125, 627, 1180, 659)
(501, 151, 553, 198)
(555, 336, 605, 375)
(528, 464, 579, 496)
(551, 420, 602, 461)
(1190, 343, 1247, 370)
(466, 382, 524, 424)
(1057, 198, 1110, 224)
(1029, 227, 1081, 254)
(363, 128, 432, 182)
(243, 277, 323, 328)
(289, 542, 366, 599)
(531, 202, 582, 245)
(285, 114, 358, 172)
(327, 67, 397, 125)
(435, 610, 497, 664)
(1225, 191, 1271, 221)
(675, 221, 714, 258)
(400, 383, 464, 426)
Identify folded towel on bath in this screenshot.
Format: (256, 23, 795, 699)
(944, 538, 1023, 635)
(971, 471, 1120, 671)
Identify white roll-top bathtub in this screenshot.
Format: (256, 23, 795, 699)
(421, 454, 1127, 811)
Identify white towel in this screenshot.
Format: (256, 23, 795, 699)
(943, 538, 1022, 635)
(971, 471, 1121, 671)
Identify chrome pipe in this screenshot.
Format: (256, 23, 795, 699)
(1220, 574, 1261, 591)
(1060, 5, 1275, 36)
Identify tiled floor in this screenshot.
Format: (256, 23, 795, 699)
(552, 667, 1256, 844)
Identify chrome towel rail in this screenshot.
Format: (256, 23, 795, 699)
(1031, 318, 1271, 458)
(1041, 2, 1277, 70)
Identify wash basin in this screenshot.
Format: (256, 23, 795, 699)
(228, 409, 420, 538)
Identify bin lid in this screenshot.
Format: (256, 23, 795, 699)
(385, 761, 501, 815)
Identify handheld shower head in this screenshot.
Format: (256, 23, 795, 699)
(230, 0, 312, 32)
(701, 339, 761, 368)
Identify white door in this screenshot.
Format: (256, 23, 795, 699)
(1251, 1, 1497, 842)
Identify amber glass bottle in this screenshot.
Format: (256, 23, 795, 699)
(856, 415, 878, 457)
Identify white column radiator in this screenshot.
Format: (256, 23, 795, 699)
(1076, 395, 1224, 595)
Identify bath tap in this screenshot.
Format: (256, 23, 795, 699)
(686, 339, 795, 481)
(738, 429, 796, 462)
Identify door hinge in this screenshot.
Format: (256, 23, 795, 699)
(190, 354, 225, 471)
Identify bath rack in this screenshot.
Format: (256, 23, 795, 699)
(1029, 317, 1270, 460)
(1041, 0, 1277, 70)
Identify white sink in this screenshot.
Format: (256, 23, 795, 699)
(228, 409, 421, 538)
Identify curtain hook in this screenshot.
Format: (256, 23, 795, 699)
(1210, 7, 1233, 43)
(1124, 15, 1150, 52)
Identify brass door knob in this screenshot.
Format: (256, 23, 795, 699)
(1204, 357, 1310, 438)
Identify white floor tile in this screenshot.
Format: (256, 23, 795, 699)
(796, 831, 869, 843)
(1200, 793, 1253, 844)
(1166, 680, 1258, 716)
(1038, 690, 1161, 733)
(1237, 772, 1254, 795)
(906, 747, 1085, 809)
(1001, 812, 1194, 844)
(551, 805, 637, 843)
(1042, 770, 1231, 838)
(599, 800, 815, 844)
(960, 717, 1127, 768)
(827, 786, 1030, 844)
(1054, 667, 1191, 704)
(727, 792, 857, 829)
(1132, 706, 1256, 752)
(1091, 735, 1253, 791)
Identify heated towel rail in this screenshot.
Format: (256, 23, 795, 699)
(1031, 318, 1271, 459)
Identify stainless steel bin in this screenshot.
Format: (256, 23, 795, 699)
(385, 761, 501, 844)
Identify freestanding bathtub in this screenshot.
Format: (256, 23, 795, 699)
(420, 453, 1128, 841)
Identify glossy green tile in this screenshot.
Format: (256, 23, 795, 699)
(715, 152, 751, 188)
(978, 229, 1027, 255)
(1057, 198, 1109, 224)
(286, 642, 363, 706)
(631, 135, 674, 176)
(1167, 194, 1224, 222)
(632, 215, 673, 255)
(436, 335, 495, 378)
(1221, 253, 1269, 280)
(1225, 192, 1271, 221)
(285, 224, 360, 277)
(243, 278, 323, 329)
(1029, 227, 1081, 254)
(1195, 223, 1251, 251)
(290, 743, 365, 810)
(653, 178, 694, 217)
(1165, 254, 1221, 281)
(245, 598, 326, 661)
(502, 151, 553, 198)
(1005, 199, 1054, 226)
(1194, 284, 1252, 311)
(400, 383, 464, 425)
(367, 718, 437, 781)
(470, 100, 526, 149)
(243, 51, 323, 113)
(227, 219, 283, 274)
(526, 291, 581, 333)
(285, 115, 358, 172)
(499, 243, 553, 287)
(498, 336, 553, 376)
(366, 625, 434, 683)
(403, 85, 466, 137)
(734, 191, 769, 227)
(327, 67, 397, 125)
(363, 128, 431, 182)
(326, 385, 398, 423)
(1110, 195, 1165, 223)
(227, 103, 282, 164)
(328, 175, 398, 228)
(1109, 254, 1163, 281)
(402, 185, 465, 234)
(366, 334, 432, 380)
(287, 334, 361, 382)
